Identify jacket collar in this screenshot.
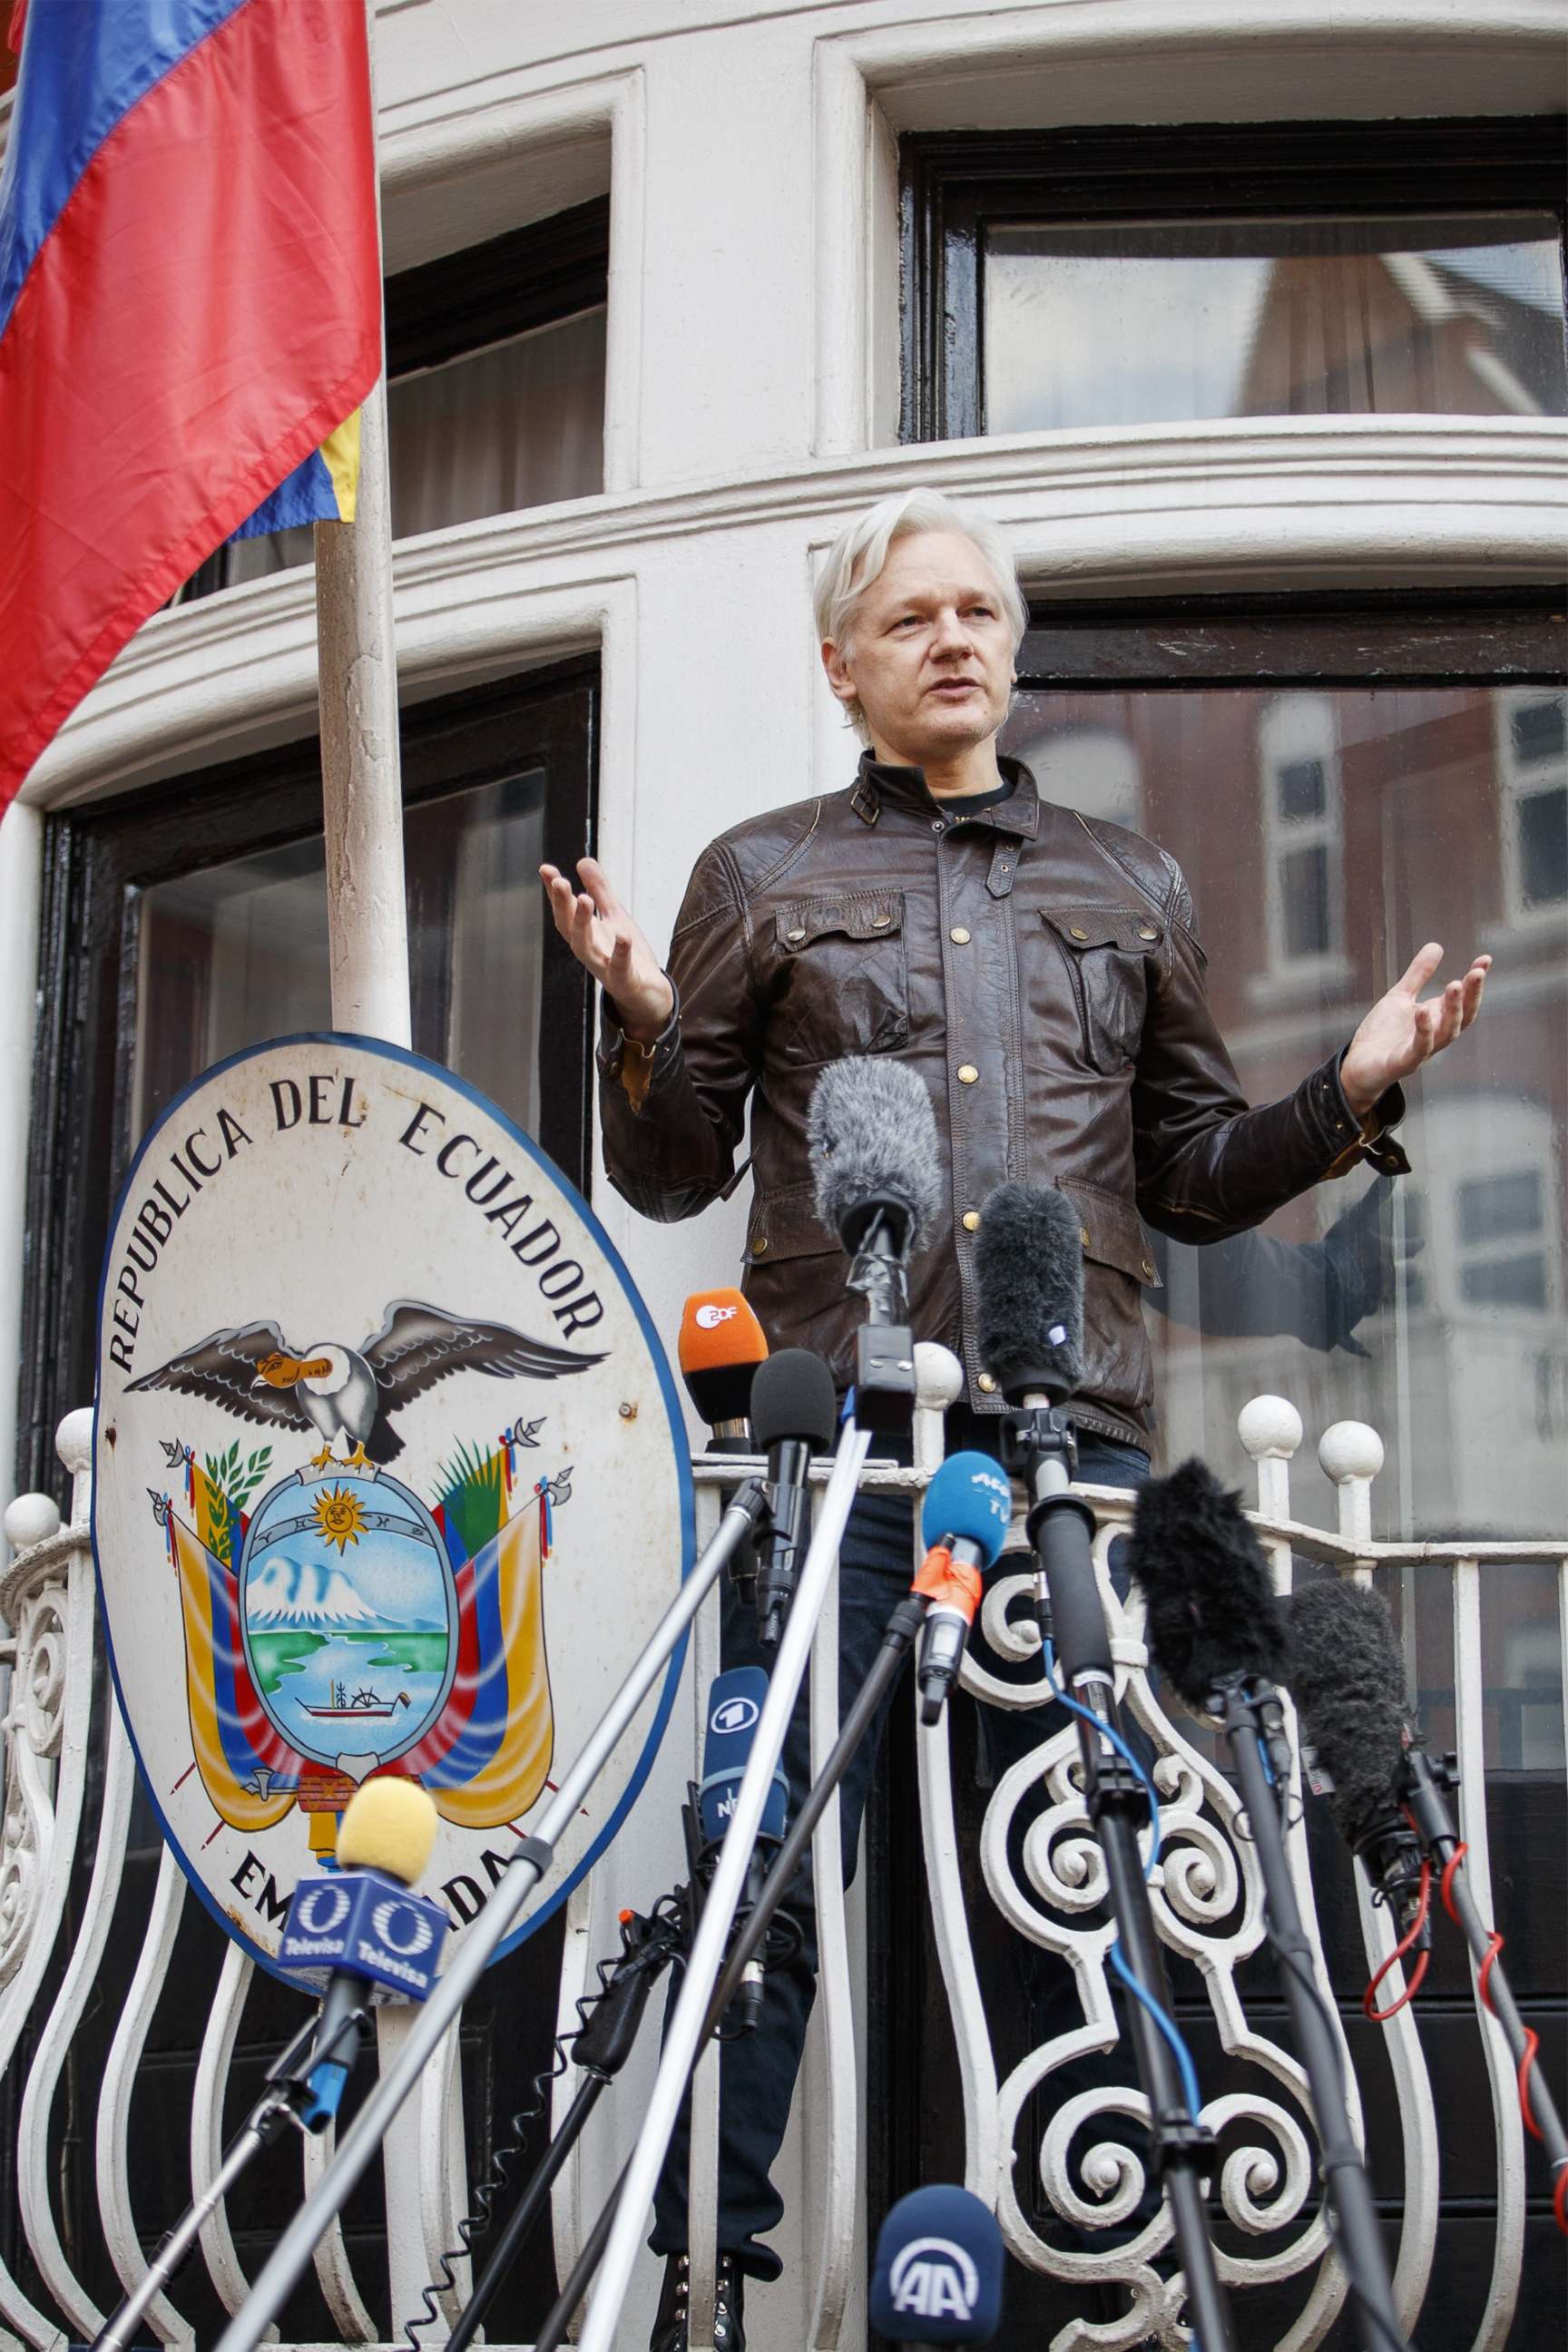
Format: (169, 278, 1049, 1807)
(849, 750, 1042, 839)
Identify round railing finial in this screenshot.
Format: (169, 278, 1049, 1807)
(1318, 1420, 1385, 1486)
(1238, 1396, 1303, 1461)
(4, 1492, 62, 1552)
(914, 1342, 965, 1412)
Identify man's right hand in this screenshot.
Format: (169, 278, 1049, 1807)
(540, 857, 675, 1044)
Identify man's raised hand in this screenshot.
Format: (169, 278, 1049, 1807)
(1340, 943, 1491, 1119)
(539, 857, 675, 1044)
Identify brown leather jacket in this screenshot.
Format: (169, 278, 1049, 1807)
(598, 755, 1406, 1450)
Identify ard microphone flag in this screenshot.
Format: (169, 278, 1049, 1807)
(0, 0, 382, 809)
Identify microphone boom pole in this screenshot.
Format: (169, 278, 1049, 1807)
(215, 1484, 769, 2352)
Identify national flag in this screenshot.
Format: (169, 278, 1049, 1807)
(0, 0, 382, 811)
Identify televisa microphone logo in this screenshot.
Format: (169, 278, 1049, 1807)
(695, 1302, 740, 1329)
(890, 2237, 980, 2323)
(370, 1898, 437, 1958)
(295, 1882, 354, 1937)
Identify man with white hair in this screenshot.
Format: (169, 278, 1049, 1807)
(542, 488, 1487, 2347)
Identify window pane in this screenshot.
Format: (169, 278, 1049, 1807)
(223, 308, 607, 586)
(132, 769, 547, 1143)
(1518, 786, 1568, 905)
(1280, 842, 1332, 958)
(1458, 1171, 1543, 1245)
(985, 212, 1567, 434)
(1460, 1253, 1549, 1310)
(1278, 756, 1327, 821)
(1512, 697, 1566, 766)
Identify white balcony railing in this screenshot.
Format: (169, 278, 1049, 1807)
(2, 1367, 1563, 2350)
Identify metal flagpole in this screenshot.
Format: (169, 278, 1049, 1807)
(311, 0, 419, 2323)
(313, 0, 410, 1050)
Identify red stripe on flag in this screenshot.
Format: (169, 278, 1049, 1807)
(0, 0, 379, 806)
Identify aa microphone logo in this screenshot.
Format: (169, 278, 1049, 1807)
(889, 2236, 979, 2323)
(695, 1302, 740, 1328)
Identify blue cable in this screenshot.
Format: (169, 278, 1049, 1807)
(1042, 1637, 1206, 2127)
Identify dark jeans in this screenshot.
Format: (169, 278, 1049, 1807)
(650, 1426, 1152, 2282)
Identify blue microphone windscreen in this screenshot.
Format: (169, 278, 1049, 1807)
(919, 1454, 1013, 1569)
(868, 2186, 1004, 2342)
(699, 1667, 788, 1843)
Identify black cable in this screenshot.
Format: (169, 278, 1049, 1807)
(401, 1896, 684, 2352)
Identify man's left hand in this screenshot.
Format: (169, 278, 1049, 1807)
(1340, 943, 1491, 1119)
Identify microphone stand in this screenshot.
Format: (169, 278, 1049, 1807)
(93, 2005, 365, 2351)
(216, 1483, 771, 2352)
(1399, 1743, 1568, 2207)
(1003, 1399, 1240, 2352)
(534, 1571, 934, 2351)
(1213, 1679, 1408, 2352)
(539, 1418, 874, 2352)
(845, 1198, 916, 1433)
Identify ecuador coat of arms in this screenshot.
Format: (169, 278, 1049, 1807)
(93, 1036, 692, 1975)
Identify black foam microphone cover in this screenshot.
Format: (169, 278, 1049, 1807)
(749, 1348, 838, 1454)
(1125, 1459, 1291, 1711)
(1288, 1578, 1411, 1852)
(973, 1183, 1085, 1402)
(807, 1056, 943, 1256)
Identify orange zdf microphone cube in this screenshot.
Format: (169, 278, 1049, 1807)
(678, 1289, 769, 1445)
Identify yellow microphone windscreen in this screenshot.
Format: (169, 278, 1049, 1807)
(337, 1778, 439, 1886)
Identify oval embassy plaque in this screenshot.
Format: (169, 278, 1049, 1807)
(92, 1034, 693, 1977)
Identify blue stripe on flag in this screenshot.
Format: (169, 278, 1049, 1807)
(0, 0, 248, 339)
(230, 446, 339, 539)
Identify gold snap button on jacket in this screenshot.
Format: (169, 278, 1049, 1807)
(957, 1063, 979, 1084)
(961, 1210, 980, 1232)
(1069, 925, 1089, 941)
(1080, 1225, 1092, 1248)
(977, 1373, 996, 1394)
(871, 914, 891, 928)
(786, 926, 805, 943)
(950, 926, 970, 945)
(1142, 1258, 1155, 1279)
(1138, 925, 1158, 941)
(753, 1236, 769, 1254)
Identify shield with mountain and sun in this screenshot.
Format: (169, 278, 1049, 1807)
(93, 1035, 692, 1979)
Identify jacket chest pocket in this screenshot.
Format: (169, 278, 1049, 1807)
(1042, 907, 1162, 1075)
(771, 890, 908, 1066)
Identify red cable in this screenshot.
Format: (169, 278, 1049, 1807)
(1363, 1858, 1432, 2021)
(1438, 1841, 1553, 2174)
(1554, 2162, 1568, 2237)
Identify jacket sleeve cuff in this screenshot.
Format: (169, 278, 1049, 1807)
(597, 982, 681, 1113)
(1312, 1048, 1410, 1180)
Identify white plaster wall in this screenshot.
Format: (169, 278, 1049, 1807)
(3, 2, 1566, 2340)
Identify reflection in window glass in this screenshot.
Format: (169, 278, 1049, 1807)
(1004, 673, 1568, 1764)
(985, 212, 1567, 434)
(132, 771, 545, 1143)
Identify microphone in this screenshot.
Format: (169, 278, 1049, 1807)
(868, 2185, 1004, 2344)
(972, 1182, 1085, 1406)
(1123, 1458, 1292, 1714)
(915, 1453, 1012, 1726)
(678, 1288, 769, 1450)
(808, 1057, 941, 1429)
(696, 1666, 791, 2034)
(749, 1348, 838, 1646)
(276, 1778, 446, 2128)
(1286, 1576, 1427, 1939)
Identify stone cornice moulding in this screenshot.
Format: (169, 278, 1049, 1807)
(23, 416, 1566, 808)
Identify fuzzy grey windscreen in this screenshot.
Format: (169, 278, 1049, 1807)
(807, 1057, 942, 1254)
(1288, 1578, 1411, 1849)
(972, 1182, 1085, 1399)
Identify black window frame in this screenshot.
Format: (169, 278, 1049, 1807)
(181, 194, 611, 598)
(900, 116, 1568, 444)
(18, 658, 599, 1504)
